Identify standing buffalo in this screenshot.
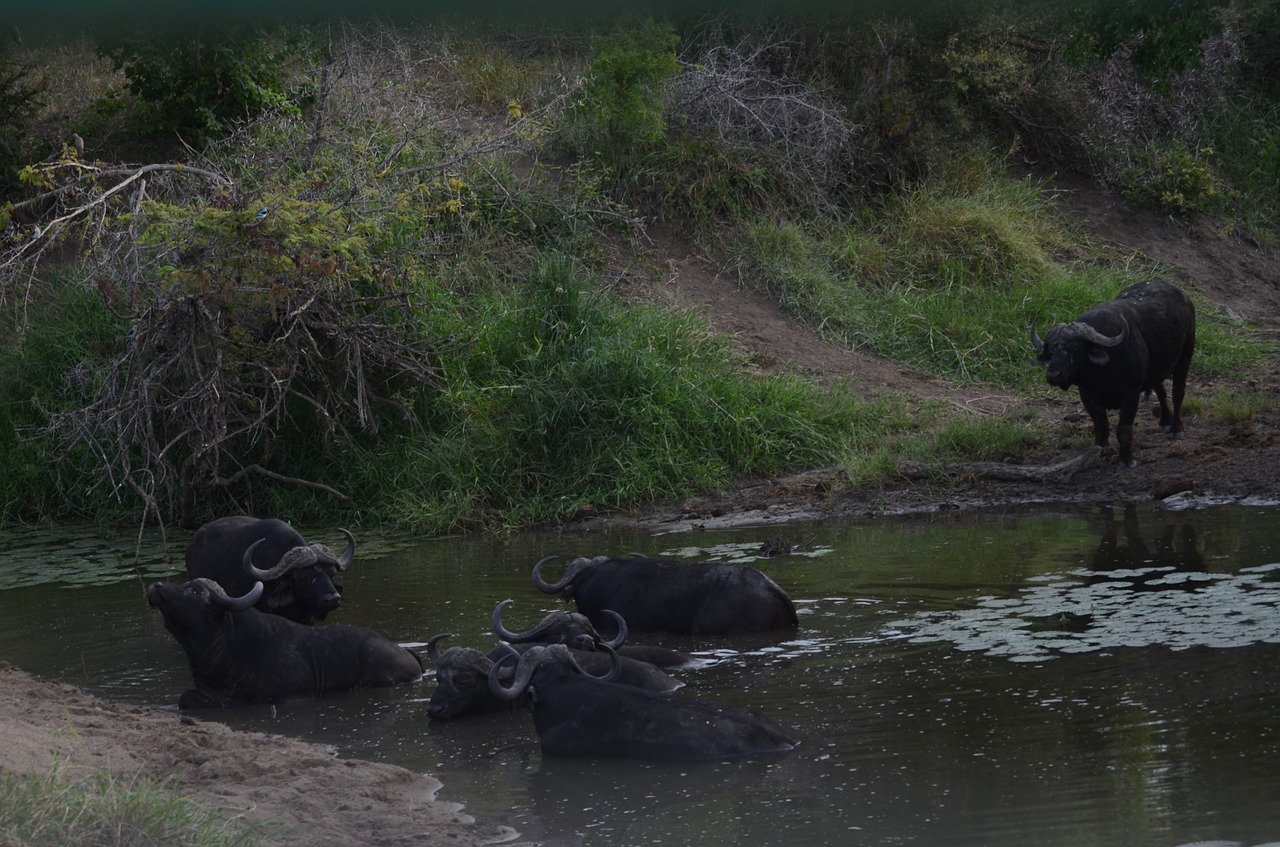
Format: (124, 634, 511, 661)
(1031, 279, 1196, 467)
(532, 554, 798, 635)
(147, 578, 422, 709)
(491, 599, 698, 669)
(185, 516, 355, 624)
(488, 645, 798, 761)
(425, 633, 682, 721)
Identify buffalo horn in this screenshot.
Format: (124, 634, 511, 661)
(600, 609, 627, 650)
(487, 644, 528, 701)
(426, 633, 455, 666)
(1072, 316, 1128, 348)
(242, 539, 317, 580)
(197, 578, 263, 612)
(491, 599, 544, 643)
(335, 528, 355, 570)
(531, 555, 591, 594)
(1029, 321, 1046, 353)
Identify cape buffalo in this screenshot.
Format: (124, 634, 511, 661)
(148, 578, 422, 709)
(488, 644, 798, 761)
(1031, 279, 1196, 467)
(185, 516, 355, 624)
(424, 633, 683, 721)
(491, 599, 698, 669)
(532, 554, 798, 635)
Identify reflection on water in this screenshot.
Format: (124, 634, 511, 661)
(2, 504, 1280, 846)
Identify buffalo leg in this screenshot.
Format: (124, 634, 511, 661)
(1152, 383, 1174, 432)
(1168, 347, 1192, 437)
(1115, 392, 1141, 468)
(1079, 390, 1110, 449)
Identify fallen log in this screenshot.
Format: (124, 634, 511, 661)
(897, 446, 1106, 484)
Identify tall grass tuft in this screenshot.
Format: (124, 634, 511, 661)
(0, 763, 261, 847)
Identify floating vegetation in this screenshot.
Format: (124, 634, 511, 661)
(0, 526, 179, 590)
(659, 540, 833, 564)
(885, 562, 1280, 662)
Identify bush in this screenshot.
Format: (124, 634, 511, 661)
(560, 19, 680, 163)
(0, 49, 44, 193)
(1119, 139, 1227, 217)
(95, 26, 310, 147)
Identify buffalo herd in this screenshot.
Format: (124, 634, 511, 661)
(148, 520, 802, 762)
(146, 279, 1198, 758)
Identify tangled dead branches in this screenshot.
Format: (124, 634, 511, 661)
(670, 32, 862, 213)
(51, 276, 449, 529)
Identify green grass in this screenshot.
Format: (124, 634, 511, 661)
(734, 162, 1269, 389)
(338, 254, 885, 532)
(0, 763, 261, 847)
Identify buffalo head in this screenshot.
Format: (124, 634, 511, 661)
(241, 528, 353, 621)
(491, 599, 626, 651)
(487, 643, 621, 702)
(425, 634, 517, 720)
(1031, 318, 1128, 390)
(147, 578, 264, 645)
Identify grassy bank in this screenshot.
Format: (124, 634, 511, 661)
(0, 5, 1275, 532)
(0, 763, 261, 847)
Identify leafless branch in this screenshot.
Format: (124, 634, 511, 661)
(670, 30, 863, 213)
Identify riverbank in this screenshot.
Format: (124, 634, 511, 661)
(0, 663, 519, 847)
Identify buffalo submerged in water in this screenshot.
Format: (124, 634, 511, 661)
(1031, 278, 1196, 468)
(185, 516, 355, 624)
(423, 632, 683, 721)
(490, 598, 698, 669)
(532, 554, 798, 636)
(147, 577, 422, 709)
(488, 644, 798, 761)
(426, 599, 685, 721)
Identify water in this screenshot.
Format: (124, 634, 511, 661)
(2, 503, 1279, 846)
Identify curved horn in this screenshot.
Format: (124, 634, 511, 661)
(600, 609, 627, 650)
(491, 599, 549, 643)
(531, 555, 592, 595)
(487, 644, 531, 701)
(1030, 321, 1045, 353)
(197, 578, 263, 612)
(335, 528, 355, 570)
(1072, 317, 1128, 348)
(426, 633, 454, 666)
(242, 539, 317, 580)
(594, 643, 622, 683)
(530, 555, 564, 593)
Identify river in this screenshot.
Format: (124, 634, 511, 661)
(1, 502, 1278, 846)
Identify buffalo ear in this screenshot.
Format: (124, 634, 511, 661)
(1087, 349, 1111, 367)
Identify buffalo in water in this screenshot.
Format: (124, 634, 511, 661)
(424, 633, 682, 721)
(1031, 279, 1196, 467)
(532, 554, 797, 635)
(488, 644, 798, 761)
(185, 516, 355, 624)
(147, 578, 422, 709)
(491, 599, 698, 669)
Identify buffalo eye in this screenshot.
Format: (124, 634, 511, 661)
(453, 672, 475, 690)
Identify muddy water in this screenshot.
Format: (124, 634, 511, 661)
(2, 503, 1279, 846)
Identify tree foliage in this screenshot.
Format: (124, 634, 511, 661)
(95, 25, 311, 147)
